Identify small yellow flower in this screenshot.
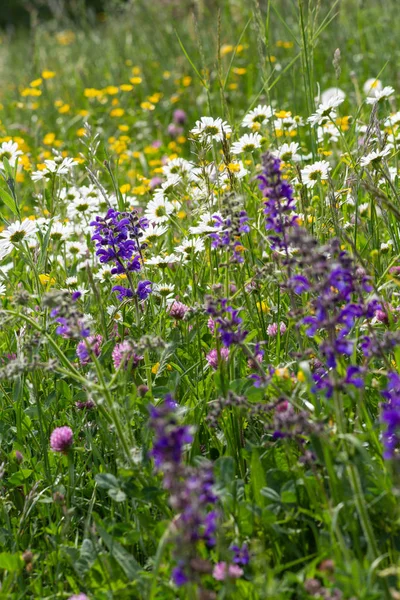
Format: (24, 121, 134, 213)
(30, 78, 42, 88)
(104, 86, 119, 95)
(141, 101, 155, 111)
(43, 133, 56, 145)
(84, 88, 103, 98)
(110, 108, 125, 117)
(76, 128, 86, 137)
(220, 44, 234, 56)
(42, 70, 56, 79)
(58, 104, 70, 114)
(182, 76, 192, 87)
(120, 84, 133, 92)
(233, 67, 246, 75)
(120, 183, 131, 194)
(152, 362, 160, 374)
(130, 76, 142, 85)
(275, 367, 290, 379)
(297, 370, 306, 383)
(39, 274, 56, 286)
(21, 88, 42, 97)
(256, 301, 270, 314)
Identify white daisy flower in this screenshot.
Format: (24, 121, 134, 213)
(0, 141, 22, 170)
(318, 87, 346, 106)
(317, 123, 339, 143)
(142, 223, 168, 243)
(145, 254, 179, 267)
(301, 160, 331, 189)
(189, 163, 218, 184)
(363, 78, 383, 96)
(31, 156, 78, 182)
(65, 276, 78, 286)
(65, 241, 88, 259)
(190, 116, 232, 142)
(162, 157, 193, 179)
(366, 86, 395, 105)
(360, 147, 391, 167)
(153, 282, 175, 302)
(153, 174, 181, 201)
(94, 265, 114, 282)
(308, 96, 344, 127)
(242, 105, 273, 129)
(358, 203, 369, 215)
(175, 237, 205, 256)
(275, 142, 301, 162)
(231, 132, 262, 155)
(144, 195, 174, 224)
(189, 212, 222, 235)
(0, 219, 37, 255)
(48, 221, 72, 242)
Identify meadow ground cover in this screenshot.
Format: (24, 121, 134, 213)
(1, 0, 400, 597)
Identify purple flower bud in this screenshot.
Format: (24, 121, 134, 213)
(173, 109, 187, 125)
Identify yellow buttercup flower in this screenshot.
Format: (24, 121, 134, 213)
(39, 274, 56, 286)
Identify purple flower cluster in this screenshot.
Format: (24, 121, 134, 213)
(149, 395, 218, 587)
(76, 334, 102, 365)
(258, 152, 298, 251)
(286, 230, 379, 397)
(381, 372, 400, 459)
(206, 297, 248, 347)
(90, 208, 152, 302)
(46, 291, 90, 339)
(210, 198, 250, 263)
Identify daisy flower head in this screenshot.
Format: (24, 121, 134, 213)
(190, 116, 232, 142)
(142, 223, 168, 243)
(0, 219, 37, 255)
(31, 156, 78, 182)
(363, 78, 383, 96)
(189, 212, 222, 235)
(308, 95, 344, 127)
(0, 140, 22, 170)
(366, 86, 395, 105)
(231, 133, 262, 155)
(318, 87, 346, 106)
(242, 104, 273, 129)
(301, 160, 331, 189)
(275, 142, 301, 162)
(144, 195, 174, 224)
(146, 253, 180, 268)
(153, 174, 181, 200)
(175, 236, 205, 258)
(360, 146, 391, 168)
(162, 157, 193, 179)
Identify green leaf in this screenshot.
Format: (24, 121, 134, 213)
(0, 186, 17, 216)
(97, 525, 141, 581)
(74, 539, 96, 577)
(251, 448, 266, 507)
(108, 488, 127, 502)
(95, 473, 119, 489)
(0, 553, 23, 571)
(8, 469, 33, 486)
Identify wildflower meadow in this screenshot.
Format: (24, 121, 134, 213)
(1, 0, 400, 597)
